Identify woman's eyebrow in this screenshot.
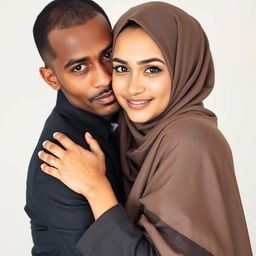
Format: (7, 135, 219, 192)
(112, 58, 127, 64)
(137, 58, 165, 65)
(112, 57, 165, 65)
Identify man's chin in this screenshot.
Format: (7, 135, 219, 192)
(99, 103, 120, 121)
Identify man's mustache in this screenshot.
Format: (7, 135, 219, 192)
(89, 87, 112, 102)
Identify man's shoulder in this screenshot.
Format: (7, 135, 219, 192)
(37, 109, 91, 149)
(26, 110, 90, 195)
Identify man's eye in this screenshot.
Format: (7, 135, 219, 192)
(103, 50, 112, 60)
(145, 66, 162, 74)
(113, 66, 128, 73)
(72, 64, 86, 72)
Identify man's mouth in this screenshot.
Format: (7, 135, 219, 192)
(91, 88, 116, 105)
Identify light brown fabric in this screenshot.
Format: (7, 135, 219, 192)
(114, 2, 252, 255)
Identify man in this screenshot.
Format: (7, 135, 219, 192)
(25, 0, 124, 255)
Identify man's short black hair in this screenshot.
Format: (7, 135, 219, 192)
(33, 0, 111, 64)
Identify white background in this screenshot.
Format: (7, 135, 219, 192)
(0, 0, 255, 255)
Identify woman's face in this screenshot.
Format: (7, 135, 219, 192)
(112, 27, 172, 123)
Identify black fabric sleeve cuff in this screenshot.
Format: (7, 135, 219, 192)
(76, 204, 160, 256)
(76, 204, 130, 254)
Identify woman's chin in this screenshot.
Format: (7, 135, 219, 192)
(125, 112, 150, 123)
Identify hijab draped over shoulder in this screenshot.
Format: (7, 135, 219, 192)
(114, 2, 252, 255)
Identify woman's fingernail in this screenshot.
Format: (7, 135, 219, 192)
(53, 132, 59, 137)
(86, 132, 92, 138)
(42, 140, 48, 147)
(41, 163, 45, 170)
(38, 151, 42, 156)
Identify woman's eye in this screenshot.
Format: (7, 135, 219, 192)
(113, 66, 128, 73)
(72, 64, 86, 73)
(145, 66, 162, 74)
(102, 50, 112, 60)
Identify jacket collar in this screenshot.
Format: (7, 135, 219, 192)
(55, 90, 113, 140)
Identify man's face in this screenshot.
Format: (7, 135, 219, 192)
(43, 14, 119, 118)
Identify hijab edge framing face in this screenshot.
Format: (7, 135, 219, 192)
(113, 1, 216, 133)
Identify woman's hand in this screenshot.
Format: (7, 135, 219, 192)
(38, 132, 118, 219)
(38, 132, 107, 198)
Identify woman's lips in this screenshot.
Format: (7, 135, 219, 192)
(93, 90, 116, 105)
(126, 98, 153, 109)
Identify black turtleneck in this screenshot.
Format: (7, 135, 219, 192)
(25, 91, 124, 256)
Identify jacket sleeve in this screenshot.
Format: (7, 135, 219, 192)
(76, 204, 160, 256)
(26, 167, 93, 256)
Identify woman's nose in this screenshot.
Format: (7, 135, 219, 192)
(127, 75, 145, 95)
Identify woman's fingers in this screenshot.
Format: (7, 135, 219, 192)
(38, 150, 61, 169)
(41, 163, 61, 180)
(85, 132, 104, 157)
(53, 132, 76, 150)
(42, 140, 65, 159)
(38, 132, 108, 197)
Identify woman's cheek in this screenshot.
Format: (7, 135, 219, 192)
(113, 76, 124, 97)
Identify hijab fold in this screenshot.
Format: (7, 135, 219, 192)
(114, 2, 252, 255)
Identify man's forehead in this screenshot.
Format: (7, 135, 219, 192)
(48, 19, 111, 45)
(48, 16, 113, 63)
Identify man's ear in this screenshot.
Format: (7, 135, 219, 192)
(39, 67, 60, 91)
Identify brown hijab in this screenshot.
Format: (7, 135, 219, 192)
(114, 2, 252, 255)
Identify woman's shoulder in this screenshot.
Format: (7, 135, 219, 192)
(162, 114, 230, 151)
(156, 114, 234, 170)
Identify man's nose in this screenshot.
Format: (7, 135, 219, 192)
(93, 62, 111, 88)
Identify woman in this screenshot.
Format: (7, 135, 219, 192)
(38, 2, 252, 255)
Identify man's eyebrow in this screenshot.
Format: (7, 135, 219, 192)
(112, 57, 165, 65)
(100, 42, 113, 56)
(64, 57, 90, 69)
(64, 43, 113, 69)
